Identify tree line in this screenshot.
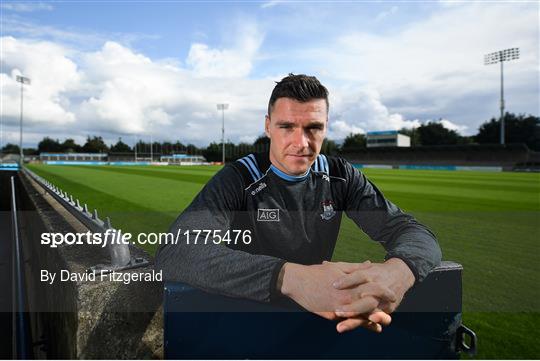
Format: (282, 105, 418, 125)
(341, 113, 539, 152)
(2, 112, 538, 161)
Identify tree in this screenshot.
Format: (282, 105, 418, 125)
(321, 139, 339, 155)
(82, 136, 109, 153)
(61, 138, 81, 153)
(134, 140, 150, 154)
(173, 141, 186, 153)
(161, 141, 174, 155)
(235, 142, 255, 159)
(457, 136, 475, 145)
(202, 142, 221, 162)
(38, 137, 62, 153)
(475, 113, 540, 150)
(185, 144, 199, 155)
(253, 135, 270, 153)
(1, 143, 20, 154)
(341, 133, 366, 152)
(416, 121, 460, 146)
(110, 137, 132, 153)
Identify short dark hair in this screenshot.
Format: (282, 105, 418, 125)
(267, 73, 329, 116)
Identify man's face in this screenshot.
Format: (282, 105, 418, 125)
(265, 97, 327, 176)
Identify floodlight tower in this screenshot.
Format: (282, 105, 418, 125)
(217, 103, 229, 164)
(484, 47, 520, 145)
(148, 120, 153, 162)
(16, 75, 31, 166)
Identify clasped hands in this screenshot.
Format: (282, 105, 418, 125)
(278, 258, 415, 333)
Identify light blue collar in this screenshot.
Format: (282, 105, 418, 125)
(270, 164, 310, 182)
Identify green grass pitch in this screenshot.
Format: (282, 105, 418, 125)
(26, 163, 540, 359)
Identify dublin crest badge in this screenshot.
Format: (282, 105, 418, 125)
(320, 200, 336, 220)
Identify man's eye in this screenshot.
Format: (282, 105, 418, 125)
(279, 125, 292, 129)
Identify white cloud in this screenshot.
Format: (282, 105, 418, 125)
(328, 87, 421, 139)
(329, 121, 365, 138)
(1, 16, 160, 51)
(0, 2, 53, 12)
(437, 118, 468, 133)
(186, 22, 264, 78)
(239, 135, 257, 144)
(0, 34, 480, 148)
(0, 37, 78, 126)
(260, 1, 284, 9)
(0, 2, 536, 148)
(308, 3, 538, 134)
(374, 6, 398, 22)
(1, 35, 273, 146)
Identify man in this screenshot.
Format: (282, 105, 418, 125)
(155, 74, 441, 333)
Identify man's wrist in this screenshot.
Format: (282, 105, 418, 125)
(276, 262, 288, 295)
(277, 262, 304, 297)
(384, 257, 415, 293)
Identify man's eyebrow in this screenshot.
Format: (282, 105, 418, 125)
(275, 120, 296, 126)
(306, 121, 325, 127)
(274, 120, 325, 127)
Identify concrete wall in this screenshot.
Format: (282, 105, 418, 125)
(17, 172, 163, 359)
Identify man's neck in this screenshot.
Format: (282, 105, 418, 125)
(268, 152, 311, 181)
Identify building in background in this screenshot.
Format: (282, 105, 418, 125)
(366, 131, 411, 148)
(161, 154, 206, 165)
(40, 153, 107, 162)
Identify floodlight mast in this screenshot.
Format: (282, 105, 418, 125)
(148, 120, 153, 162)
(484, 47, 520, 145)
(217, 103, 229, 164)
(16, 75, 31, 167)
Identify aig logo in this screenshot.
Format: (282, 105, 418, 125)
(257, 208, 280, 222)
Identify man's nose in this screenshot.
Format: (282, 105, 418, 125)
(292, 128, 309, 148)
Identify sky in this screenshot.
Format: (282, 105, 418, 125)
(0, 0, 538, 148)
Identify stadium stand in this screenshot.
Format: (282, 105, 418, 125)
(40, 153, 107, 162)
(160, 154, 206, 165)
(342, 143, 539, 170)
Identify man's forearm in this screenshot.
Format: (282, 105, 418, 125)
(385, 230, 442, 282)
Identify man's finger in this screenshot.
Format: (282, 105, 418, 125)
(333, 271, 372, 289)
(315, 311, 339, 321)
(367, 310, 392, 326)
(334, 309, 391, 326)
(336, 317, 382, 333)
(355, 282, 397, 303)
(335, 296, 379, 316)
(378, 300, 397, 314)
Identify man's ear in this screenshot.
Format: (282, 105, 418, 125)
(264, 115, 271, 138)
